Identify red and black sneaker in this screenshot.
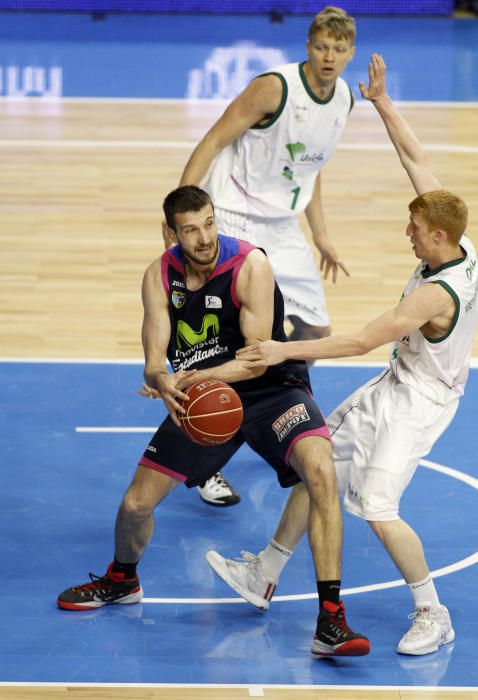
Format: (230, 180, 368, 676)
(311, 600, 370, 657)
(57, 563, 143, 611)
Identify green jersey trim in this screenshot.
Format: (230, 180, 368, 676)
(422, 280, 460, 344)
(250, 72, 288, 130)
(348, 86, 355, 113)
(299, 61, 336, 104)
(421, 248, 467, 278)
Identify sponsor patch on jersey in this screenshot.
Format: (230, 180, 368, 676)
(205, 295, 222, 309)
(172, 291, 186, 309)
(172, 280, 185, 288)
(281, 165, 294, 181)
(285, 142, 306, 162)
(272, 403, 310, 442)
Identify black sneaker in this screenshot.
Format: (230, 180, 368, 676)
(57, 563, 143, 610)
(311, 600, 370, 657)
(197, 471, 240, 507)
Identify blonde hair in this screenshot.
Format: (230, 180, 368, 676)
(408, 190, 468, 245)
(308, 6, 356, 44)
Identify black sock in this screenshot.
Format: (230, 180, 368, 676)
(317, 580, 341, 608)
(112, 557, 138, 579)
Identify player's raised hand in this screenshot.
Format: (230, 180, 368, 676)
(236, 340, 287, 367)
(359, 53, 387, 102)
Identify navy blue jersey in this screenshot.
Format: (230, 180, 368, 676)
(161, 234, 310, 398)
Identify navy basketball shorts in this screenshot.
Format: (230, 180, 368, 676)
(139, 385, 330, 488)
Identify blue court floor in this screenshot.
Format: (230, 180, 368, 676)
(1, 360, 477, 688)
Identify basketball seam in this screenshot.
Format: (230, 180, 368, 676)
(186, 386, 242, 414)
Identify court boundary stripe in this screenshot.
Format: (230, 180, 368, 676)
(3, 357, 478, 367)
(0, 682, 477, 691)
(1, 97, 478, 107)
(1, 139, 477, 154)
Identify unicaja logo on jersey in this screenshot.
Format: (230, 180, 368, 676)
(285, 142, 306, 162)
(176, 314, 219, 349)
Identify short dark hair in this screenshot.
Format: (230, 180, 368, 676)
(163, 186, 214, 231)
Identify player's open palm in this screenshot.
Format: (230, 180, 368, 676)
(359, 53, 386, 102)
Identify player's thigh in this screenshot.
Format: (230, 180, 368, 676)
(328, 371, 387, 468)
(345, 382, 458, 521)
(288, 433, 336, 493)
(139, 415, 244, 488)
(123, 463, 180, 513)
(241, 386, 329, 488)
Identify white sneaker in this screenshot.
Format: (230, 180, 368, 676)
(397, 605, 455, 655)
(197, 472, 240, 507)
(205, 550, 276, 610)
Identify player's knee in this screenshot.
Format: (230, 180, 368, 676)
(120, 490, 153, 521)
(303, 450, 337, 495)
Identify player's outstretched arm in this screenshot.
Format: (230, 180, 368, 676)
(359, 53, 441, 196)
(237, 283, 454, 365)
(179, 74, 283, 187)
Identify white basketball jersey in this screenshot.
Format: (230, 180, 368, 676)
(205, 62, 353, 218)
(390, 235, 478, 404)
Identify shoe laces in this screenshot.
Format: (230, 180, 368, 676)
(406, 607, 435, 635)
(211, 472, 229, 487)
(324, 602, 352, 634)
(237, 550, 260, 564)
(204, 472, 233, 494)
(71, 572, 114, 593)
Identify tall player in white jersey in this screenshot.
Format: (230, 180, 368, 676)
(177, 6, 356, 343)
(207, 54, 478, 656)
(173, 5, 356, 509)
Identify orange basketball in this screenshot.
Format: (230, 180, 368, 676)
(177, 380, 243, 446)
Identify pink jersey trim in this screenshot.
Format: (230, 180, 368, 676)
(161, 255, 170, 295)
(284, 427, 331, 465)
(139, 455, 187, 482)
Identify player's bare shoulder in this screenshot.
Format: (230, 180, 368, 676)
(237, 72, 284, 117)
(236, 247, 274, 301)
(142, 256, 166, 304)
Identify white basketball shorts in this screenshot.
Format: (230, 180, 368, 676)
(327, 369, 459, 521)
(215, 207, 329, 327)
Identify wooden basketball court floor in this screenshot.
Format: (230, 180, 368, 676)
(1, 96, 478, 699)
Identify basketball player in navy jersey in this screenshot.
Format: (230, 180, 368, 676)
(57, 186, 369, 658)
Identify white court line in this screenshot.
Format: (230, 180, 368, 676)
(60, 450, 477, 604)
(1, 96, 478, 107)
(5, 357, 478, 367)
(1, 139, 478, 154)
(76, 426, 156, 433)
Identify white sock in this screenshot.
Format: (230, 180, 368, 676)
(259, 539, 293, 583)
(408, 574, 440, 609)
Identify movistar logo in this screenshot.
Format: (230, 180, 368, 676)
(176, 314, 219, 349)
(285, 142, 306, 162)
